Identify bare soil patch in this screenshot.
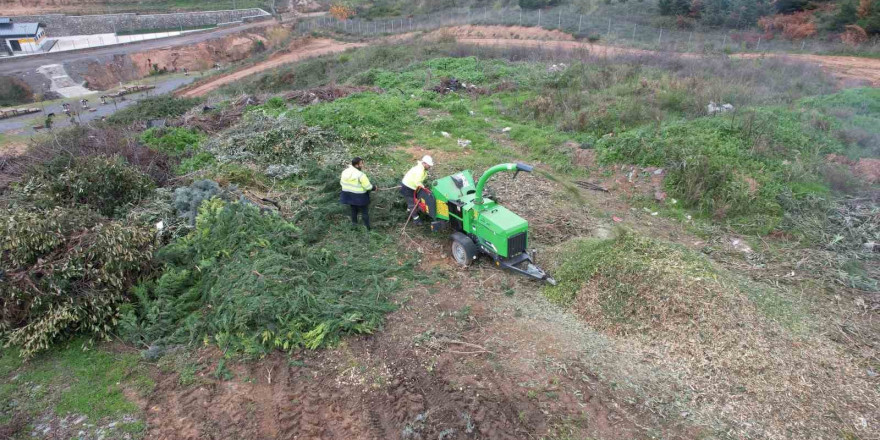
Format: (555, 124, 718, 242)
(424, 25, 576, 41)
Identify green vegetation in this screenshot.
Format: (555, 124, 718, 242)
(596, 110, 839, 232)
(0, 340, 149, 437)
(109, 96, 202, 125)
(120, 199, 415, 356)
(0, 77, 33, 107)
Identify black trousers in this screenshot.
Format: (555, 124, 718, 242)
(349, 204, 370, 229)
(400, 185, 419, 220)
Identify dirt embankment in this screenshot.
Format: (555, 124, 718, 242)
(77, 29, 273, 90)
(177, 38, 364, 97)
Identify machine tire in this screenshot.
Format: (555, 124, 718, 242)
(450, 232, 478, 267)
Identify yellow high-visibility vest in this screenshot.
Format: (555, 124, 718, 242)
(401, 163, 427, 190)
(340, 165, 373, 194)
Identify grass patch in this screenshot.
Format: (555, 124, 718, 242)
(595, 109, 844, 233)
(0, 339, 147, 424)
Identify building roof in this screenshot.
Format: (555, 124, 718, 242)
(0, 22, 41, 38)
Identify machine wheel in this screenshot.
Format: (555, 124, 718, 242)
(450, 232, 478, 267)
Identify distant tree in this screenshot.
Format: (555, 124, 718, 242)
(659, 0, 690, 15)
(519, 0, 560, 9)
(774, 0, 808, 14)
(827, 0, 858, 31)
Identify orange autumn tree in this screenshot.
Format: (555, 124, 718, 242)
(329, 4, 355, 20)
(857, 0, 871, 18)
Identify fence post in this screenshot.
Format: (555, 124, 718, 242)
(688, 32, 692, 49)
(658, 29, 662, 46)
(519, 9, 522, 24)
(722, 34, 726, 48)
(801, 40, 805, 51)
(538, 9, 541, 26)
(578, 15, 582, 33)
(756, 36, 761, 50)
(607, 18, 611, 36)
(558, 10, 561, 28)
(632, 24, 636, 41)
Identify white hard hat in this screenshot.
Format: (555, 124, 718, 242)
(421, 155, 434, 167)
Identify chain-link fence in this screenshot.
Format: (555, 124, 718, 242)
(291, 6, 880, 57)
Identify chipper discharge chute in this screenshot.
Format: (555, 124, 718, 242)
(413, 162, 556, 285)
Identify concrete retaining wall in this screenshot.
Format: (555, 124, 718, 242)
(13, 8, 270, 37)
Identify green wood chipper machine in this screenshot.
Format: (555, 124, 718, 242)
(412, 163, 556, 285)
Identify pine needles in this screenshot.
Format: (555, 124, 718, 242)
(120, 198, 416, 356)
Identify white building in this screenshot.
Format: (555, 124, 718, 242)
(0, 18, 46, 55)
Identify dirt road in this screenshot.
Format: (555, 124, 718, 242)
(177, 39, 364, 97)
(0, 20, 274, 76)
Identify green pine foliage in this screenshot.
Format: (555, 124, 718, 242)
(119, 199, 416, 356)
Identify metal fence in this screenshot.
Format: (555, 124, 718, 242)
(291, 6, 880, 56)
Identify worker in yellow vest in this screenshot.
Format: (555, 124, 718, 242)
(340, 157, 374, 229)
(400, 155, 434, 225)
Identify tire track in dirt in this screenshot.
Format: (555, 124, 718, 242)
(176, 38, 365, 98)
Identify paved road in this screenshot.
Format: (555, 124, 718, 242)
(0, 75, 197, 135)
(0, 20, 275, 75)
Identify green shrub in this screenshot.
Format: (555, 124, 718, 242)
(119, 199, 415, 355)
(596, 112, 836, 228)
(44, 156, 155, 217)
(0, 76, 33, 106)
(1, 208, 154, 357)
(108, 96, 201, 125)
(140, 127, 205, 156)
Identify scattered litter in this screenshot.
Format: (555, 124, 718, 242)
(501, 127, 511, 133)
(285, 85, 383, 105)
(651, 212, 659, 216)
(432, 77, 488, 95)
(686, 215, 692, 220)
(612, 216, 623, 222)
(730, 238, 753, 254)
(469, 110, 475, 116)
(441, 131, 451, 138)
(671, 198, 678, 204)
(654, 191, 667, 202)
(863, 242, 877, 252)
(547, 63, 568, 73)
(707, 101, 735, 114)
(457, 139, 472, 148)
(155, 221, 165, 231)
(653, 168, 664, 175)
